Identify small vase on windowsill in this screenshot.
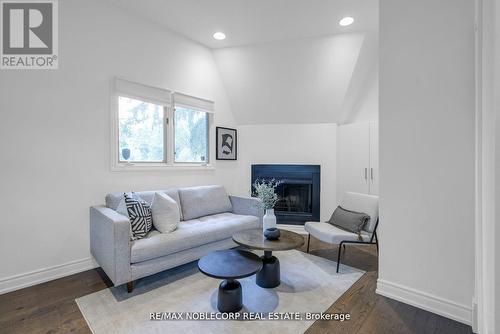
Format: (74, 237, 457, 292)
(263, 209, 277, 233)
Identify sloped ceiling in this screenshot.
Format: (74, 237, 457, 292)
(339, 31, 379, 124)
(107, 0, 378, 49)
(214, 33, 370, 124)
(108, 0, 379, 124)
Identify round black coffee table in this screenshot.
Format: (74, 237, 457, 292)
(232, 228, 304, 288)
(198, 249, 262, 313)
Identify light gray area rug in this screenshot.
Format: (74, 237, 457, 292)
(76, 250, 363, 334)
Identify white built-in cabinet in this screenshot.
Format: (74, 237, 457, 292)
(337, 122, 379, 198)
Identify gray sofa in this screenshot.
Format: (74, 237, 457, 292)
(90, 185, 263, 292)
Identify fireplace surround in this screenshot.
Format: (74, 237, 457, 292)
(251, 164, 320, 225)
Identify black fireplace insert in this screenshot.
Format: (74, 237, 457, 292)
(251, 164, 320, 225)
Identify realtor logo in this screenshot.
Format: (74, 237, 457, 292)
(1, 0, 58, 69)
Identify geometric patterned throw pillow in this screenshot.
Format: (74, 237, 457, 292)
(124, 193, 153, 240)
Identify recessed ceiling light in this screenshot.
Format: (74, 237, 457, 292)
(213, 32, 226, 40)
(339, 17, 354, 26)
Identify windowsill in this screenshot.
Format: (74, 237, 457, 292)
(111, 162, 215, 172)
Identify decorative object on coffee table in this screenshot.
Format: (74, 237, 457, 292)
(262, 209, 277, 232)
(216, 127, 237, 160)
(252, 179, 281, 232)
(232, 228, 304, 288)
(264, 227, 280, 240)
(198, 249, 262, 313)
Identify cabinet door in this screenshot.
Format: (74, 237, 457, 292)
(369, 122, 379, 195)
(337, 123, 370, 199)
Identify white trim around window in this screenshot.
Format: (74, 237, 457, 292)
(110, 78, 215, 171)
(173, 92, 215, 113)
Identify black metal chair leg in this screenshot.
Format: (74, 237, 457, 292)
(336, 242, 343, 273)
(306, 234, 311, 253)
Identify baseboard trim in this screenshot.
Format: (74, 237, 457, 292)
(376, 278, 472, 326)
(0, 257, 98, 295)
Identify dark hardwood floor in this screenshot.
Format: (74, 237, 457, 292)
(0, 236, 473, 334)
(303, 239, 473, 334)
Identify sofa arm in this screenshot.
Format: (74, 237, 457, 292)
(90, 206, 131, 286)
(230, 195, 264, 227)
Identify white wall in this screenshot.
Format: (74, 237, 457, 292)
(235, 124, 337, 222)
(343, 74, 378, 124)
(480, 0, 498, 332)
(0, 0, 240, 292)
(340, 30, 379, 124)
(377, 0, 475, 325)
(213, 34, 364, 125)
(494, 0, 500, 330)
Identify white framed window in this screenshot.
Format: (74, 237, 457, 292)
(111, 78, 215, 171)
(118, 96, 165, 163)
(173, 105, 209, 163)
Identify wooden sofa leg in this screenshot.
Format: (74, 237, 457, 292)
(306, 234, 311, 253)
(127, 281, 134, 293)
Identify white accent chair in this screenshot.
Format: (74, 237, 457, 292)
(304, 192, 379, 273)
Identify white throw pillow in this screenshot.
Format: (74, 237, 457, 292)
(151, 192, 180, 233)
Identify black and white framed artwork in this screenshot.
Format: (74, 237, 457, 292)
(216, 127, 237, 160)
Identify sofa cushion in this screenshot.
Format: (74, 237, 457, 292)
(116, 193, 153, 240)
(106, 189, 183, 220)
(151, 192, 180, 233)
(305, 221, 371, 245)
(340, 192, 379, 232)
(327, 206, 370, 234)
(178, 185, 232, 221)
(131, 212, 259, 263)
